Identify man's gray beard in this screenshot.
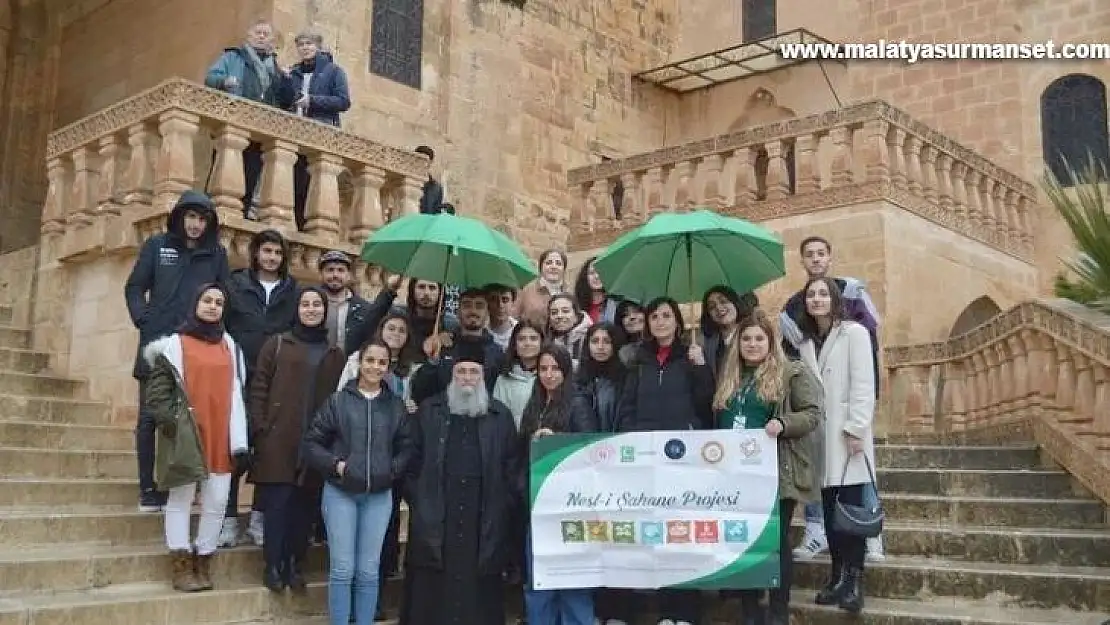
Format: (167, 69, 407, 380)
(446, 381, 489, 417)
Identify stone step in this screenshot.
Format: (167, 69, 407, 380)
(0, 505, 200, 547)
(0, 580, 327, 625)
(878, 431, 1035, 446)
(788, 521, 1110, 568)
(0, 420, 133, 451)
(0, 395, 112, 425)
(0, 478, 136, 507)
(0, 348, 49, 374)
(877, 468, 1081, 499)
(882, 493, 1105, 529)
(0, 447, 133, 479)
(0, 371, 85, 399)
(0, 327, 29, 350)
(793, 555, 1110, 611)
(876, 444, 1042, 470)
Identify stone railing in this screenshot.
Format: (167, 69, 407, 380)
(39, 78, 428, 271)
(567, 100, 1036, 261)
(885, 298, 1110, 503)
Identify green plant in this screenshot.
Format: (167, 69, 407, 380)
(1042, 158, 1110, 313)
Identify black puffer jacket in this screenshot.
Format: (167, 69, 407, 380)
(224, 268, 298, 377)
(302, 380, 413, 494)
(615, 340, 714, 432)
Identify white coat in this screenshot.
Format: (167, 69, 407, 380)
(800, 320, 876, 488)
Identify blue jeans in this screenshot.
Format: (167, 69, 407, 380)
(321, 483, 392, 625)
(524, 533, 594, 625)
(805, 483, 880, 525)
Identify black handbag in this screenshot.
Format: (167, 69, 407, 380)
(833, 454, 885, 538)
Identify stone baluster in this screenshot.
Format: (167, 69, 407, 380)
(764, 140, 790, 200)
(794, 133, 820, 194)
(658, 165, 677, 210)
(1091, 366, 1110, 442)
(576, 182, 594, 226)
(671, 160, 693, 209)
(620, 172, 643, 223)
(967, 351, 987, 426)
(936, 154, 954, 212)
(991, 183, 1010, 243)
(829, 125, 854, 187)
(732, 148, 758, 204)
(920, 145, 938, 203)
(256, 139, 298, 229)
(905, 135, 923, 194)
(1073, 354, 1094, 427)
(981, 346, 1000, 419)
(304, 153, 345, 239)
(95, 135, 124, 218)
(1006, 334, 1030, 409)
(347, 164, 388, 246)
(949, 162, 968, 220)
(645, 168, 666, 215)
(208, 125, 251, 219)
(1016, 195, 1034, 247)
(942, 360, 967, 429)
(888, 127, 907, 189)
(993, 341, 1013, 414)
(699, 155, 726, 209)
(980, 178, 998, 238)
(1024, 331, 1058, 407)
(121, 123, 158, 207)
(1054, 345, 1076, 413)
(399, 176, 424, 217)
(859, 120, 889, 185)
(964, 170, 983, 229)
(41, 157, 69, 235)
(590, 178, 612, 228)
(153, 111, 200, 212)
(68, 146, 99, 227)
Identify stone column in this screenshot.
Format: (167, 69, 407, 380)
(153, 111, 200, 212)
(208, 125, 251, 221)
(96, 135, 124, 217)
(348, 164, 388, 246)
(304, 153, 345, 239)
(256, 139, 298, 230)
(121, 123, 158, 207)
(67, 146, 98, 227)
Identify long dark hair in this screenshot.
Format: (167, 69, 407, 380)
(371, 311, 421, 376)
(573, 256, 602, 311)
(643, 296, 686, 348)
(577, 322, 626, 383)
(615, 299, 643, 343)
(699, 285, 758, 338)
(499, 320, 545, 376)
(520, 344, 575, 440)
(798, 276, 846, 340)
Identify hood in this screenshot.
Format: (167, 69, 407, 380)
(340, 377, 397, 400)
(295, 51, 333, 74)
(142, 336, 177, 368)
(505, 364, 536, 383)
(247, 229, 290, 276)
(165, 190, 219, 248)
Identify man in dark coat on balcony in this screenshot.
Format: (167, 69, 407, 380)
(416, 145, 446, 214)
(288, 31, 351, 231)
(123, 190, 230, 512)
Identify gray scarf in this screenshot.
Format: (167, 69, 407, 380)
(244, 45, 274, 97)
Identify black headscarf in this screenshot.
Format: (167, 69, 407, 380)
(292, 286, 330, 344)
(179, 283, 228, 344)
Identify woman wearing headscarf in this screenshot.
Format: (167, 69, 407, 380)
(248, 287, 347, 592)
(142, 284, 249, 593)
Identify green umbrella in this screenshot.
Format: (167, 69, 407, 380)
(360, 212, 537, 289)
(593, 209, 785, 305)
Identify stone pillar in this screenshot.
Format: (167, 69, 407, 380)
(256, 139, 298, 230)
(96, 135, 124, 217)
(68, 146, 98, 227)
(153, 111, 200, 212)
(121, 123, 158, 207)
(304, 153, 345, 239)
(399, 176, 423, 216)
(348, 164, 388, 246)
(208, 125, 251, 220)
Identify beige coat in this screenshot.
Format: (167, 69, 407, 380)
(800, 320, 877, 488)
(517, 279, 564, 328)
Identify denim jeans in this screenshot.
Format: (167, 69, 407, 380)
(524, 532, 594, 625)
(805, 482, 879, 525)
(321, 483, 393, 625)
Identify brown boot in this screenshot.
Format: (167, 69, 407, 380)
(170, 550, 203, 592)
(193, 551, 215, 591)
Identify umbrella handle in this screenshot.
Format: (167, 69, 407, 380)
(432, 248, 453, 360)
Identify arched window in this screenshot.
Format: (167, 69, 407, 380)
(1041, 74, 1109, 184)
(742, 0, 776, 42)
(370, 0, 424, 89)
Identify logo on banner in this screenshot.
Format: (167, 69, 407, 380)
(738, 436, 762, 464)
(701, 441, 725, 464)
(640, 521, 664, 545)
(664, 438, 687, 460)
(724, 520, 750, 543)
(666, 521, 691, 543)
(620, 445, 636, 463)
(590, 444, 617, 465)
(695, 521, 720, 543)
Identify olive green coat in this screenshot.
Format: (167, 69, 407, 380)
(771, 360, 824, 503)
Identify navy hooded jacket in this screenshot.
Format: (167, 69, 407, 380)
(287, 52, 351, 127)
(124, 190, 231, 378)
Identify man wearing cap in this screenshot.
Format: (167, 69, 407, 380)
(318, 250, 402, 355)
(401, 354, 522, 625)
(409, 288, 505, 405)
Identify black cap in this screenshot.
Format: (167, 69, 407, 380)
(318, 250, 351, 270)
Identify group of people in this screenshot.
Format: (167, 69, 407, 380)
(123, 186, 884, 625)
(203, 19, 450, 227)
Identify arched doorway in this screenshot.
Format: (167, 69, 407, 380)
(948, 295, 1003, 337)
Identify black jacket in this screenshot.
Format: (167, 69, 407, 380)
(615, 341, 714, 432)
(340, 289, 398, 356)
(303, 380, 413, 494)
(224, 268, 298, 377)
(124, 191, 230, 379)
(575, 375, 622, 433)
(409, 330, 505, 404)
(404, 394, 523, 574)
(287, 52, 351, 127)
(419, 178, 445, 214)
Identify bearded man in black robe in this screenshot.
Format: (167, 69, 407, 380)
(401, 353, 524, 625)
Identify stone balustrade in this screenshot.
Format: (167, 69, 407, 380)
(885, 298, 1110, 502)
(39, 78, 428, 271)
(567, 100, 1036, 261)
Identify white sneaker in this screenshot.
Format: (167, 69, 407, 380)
(675, 622, 693, 625)
(217, 518, 239, 548)
(792, 522, 829, 559)
(657, 621, 675, 625)
(247, 510, 264, 546)
(866, 535, 886, 562)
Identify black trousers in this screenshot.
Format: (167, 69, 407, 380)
(380, 488, 404, 577)
(657, 588, 701, 623)
(260, 483, 313, 569)
(242, 142, 264, 216)
(293, 154, 310, 231)
(735, 498, 797, 614)
(821, 485, 867, 569)
(595, 589, 639, 622)
(224, 466, 263, 518)
(135, 378, 156, 493)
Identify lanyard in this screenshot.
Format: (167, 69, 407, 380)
(731, 375, 759, 430)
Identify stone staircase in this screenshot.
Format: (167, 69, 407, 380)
(0, 304, 1108, 624)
